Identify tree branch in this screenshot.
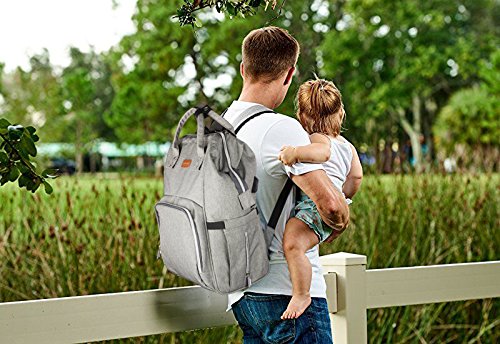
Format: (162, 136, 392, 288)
(266, 0, 287, 25)
(0, 132, 37, 175)
(395, 108, 414, 136)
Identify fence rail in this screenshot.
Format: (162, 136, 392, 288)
(366, 261, 500, 309)
(1, 252, 498, 344)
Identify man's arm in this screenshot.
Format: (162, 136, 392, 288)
(260, 117, 349, 235)
(291, 169, 350, 236)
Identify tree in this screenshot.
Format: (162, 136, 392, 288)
(320, 0, 499, 172)
(200, 0, 337, 117)
(0, 50, 63, 130)
(0, 56, 59, 193)
(107, 0, 343, 145)
(176, 0, 280, 27)
(434, 50, 500, 171)
(106, 1, 199, 144)
(59, 48, 115, 173)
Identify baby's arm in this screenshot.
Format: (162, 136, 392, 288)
(278, 133, 331, 166)
(343, 144, 363, 199)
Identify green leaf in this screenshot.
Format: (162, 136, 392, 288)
(26, 179, 34, 190)
(8, 125, 24, 140)
(18, 174, 30, 188)
(27, 126, 40, 142)
(227, 3, 236, 15)
(16, 162, 29, 174)
(0, 174, 9, 185)
(8, 166, 19, 182)
(250, 0, 261, 7)
(31, 179, 41, 193)
(0, 118, 10, 129)
(20, 133, 37, 157)
(26, 126, 36, 135)
(0, 151, 8, 164)
(42, 168, 59, 178)
(43, 180, 53, 194)
(16, 144, 29, 161)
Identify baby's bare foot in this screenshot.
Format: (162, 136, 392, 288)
(281, 294, 311, 320)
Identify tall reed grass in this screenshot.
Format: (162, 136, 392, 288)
(1, 174, 498, 343)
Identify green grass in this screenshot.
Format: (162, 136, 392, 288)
(1, 174, 499, 343)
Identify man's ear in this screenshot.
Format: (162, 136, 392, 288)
(240, 63, 245, 78)
(283, 66, 295, 86)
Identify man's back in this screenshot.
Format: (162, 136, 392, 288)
(223, 100, 327, 310)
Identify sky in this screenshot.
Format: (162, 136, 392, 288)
(0, 0, 137, 72)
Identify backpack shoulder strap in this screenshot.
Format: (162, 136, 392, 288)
(235, 108, 275, 134)
(267, 178, 297, 229)
(226, 104, 294, 229)
(226, 104, 275, 134)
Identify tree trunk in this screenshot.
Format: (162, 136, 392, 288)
(373, 133, 381, 172)
(136, 156, 145, 170)
(75, 117, 84, 174)
(382, 141, 393, 174)
(396, 95, 423, 173)
(424, 99, 437, 164)
(89, 153, 97, 173)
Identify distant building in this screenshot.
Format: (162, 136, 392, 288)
(38, 141, 171, 173)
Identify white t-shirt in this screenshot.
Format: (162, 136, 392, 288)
(324, 136, 354, 192)
(224, 100, 328, 311)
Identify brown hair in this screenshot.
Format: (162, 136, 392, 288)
(242, 26, 300, 83)
(296, 79, 345, 137)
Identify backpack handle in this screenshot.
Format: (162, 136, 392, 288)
(170, 106, 234, 167)
(205, 106, 235, 132)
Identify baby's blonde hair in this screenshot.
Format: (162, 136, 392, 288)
(296, 79, 345, 137)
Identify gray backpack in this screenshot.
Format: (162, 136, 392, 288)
(155, 105, 293, 294)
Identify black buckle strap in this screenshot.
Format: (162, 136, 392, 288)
(235, 110, 275, 134)
(267, 178, 296, 229)
(220, 105, 293, 230)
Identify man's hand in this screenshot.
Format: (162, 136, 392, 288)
(278, 146, 298, 166)
(324, 229, 344, 243)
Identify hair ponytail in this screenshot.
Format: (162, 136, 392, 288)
(296, 79, 345, 137)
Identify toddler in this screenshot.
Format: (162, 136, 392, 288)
(278, 79, 363, 319)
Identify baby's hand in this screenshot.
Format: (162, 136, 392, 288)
(278, 146, 298, 166)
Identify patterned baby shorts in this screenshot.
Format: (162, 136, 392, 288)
(294, 192, 351, 243)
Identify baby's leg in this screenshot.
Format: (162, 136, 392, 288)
(281, 217, 320, 320)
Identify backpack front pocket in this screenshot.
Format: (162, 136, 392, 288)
(155, 196, 207, 286)
(207, 208, 268, 293)
(207, 222, 248, 293)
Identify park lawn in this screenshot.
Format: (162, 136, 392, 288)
(0, 174, 498, 343)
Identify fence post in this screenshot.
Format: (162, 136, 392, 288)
(320, 252, 367, 344)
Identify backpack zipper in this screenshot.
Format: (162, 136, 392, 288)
(244, 231, 251, 287)
(219, 132, 246, 193)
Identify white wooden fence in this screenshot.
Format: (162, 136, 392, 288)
(1, 252, 499, 343)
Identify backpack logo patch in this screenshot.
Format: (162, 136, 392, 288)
(181, 159, 192, 168)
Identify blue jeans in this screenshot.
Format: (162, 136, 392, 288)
(232, 292, 333, 344)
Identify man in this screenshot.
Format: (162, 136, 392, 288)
(224, 26, 349, 343)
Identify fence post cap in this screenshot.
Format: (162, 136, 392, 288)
(320, 252, 367, 266)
